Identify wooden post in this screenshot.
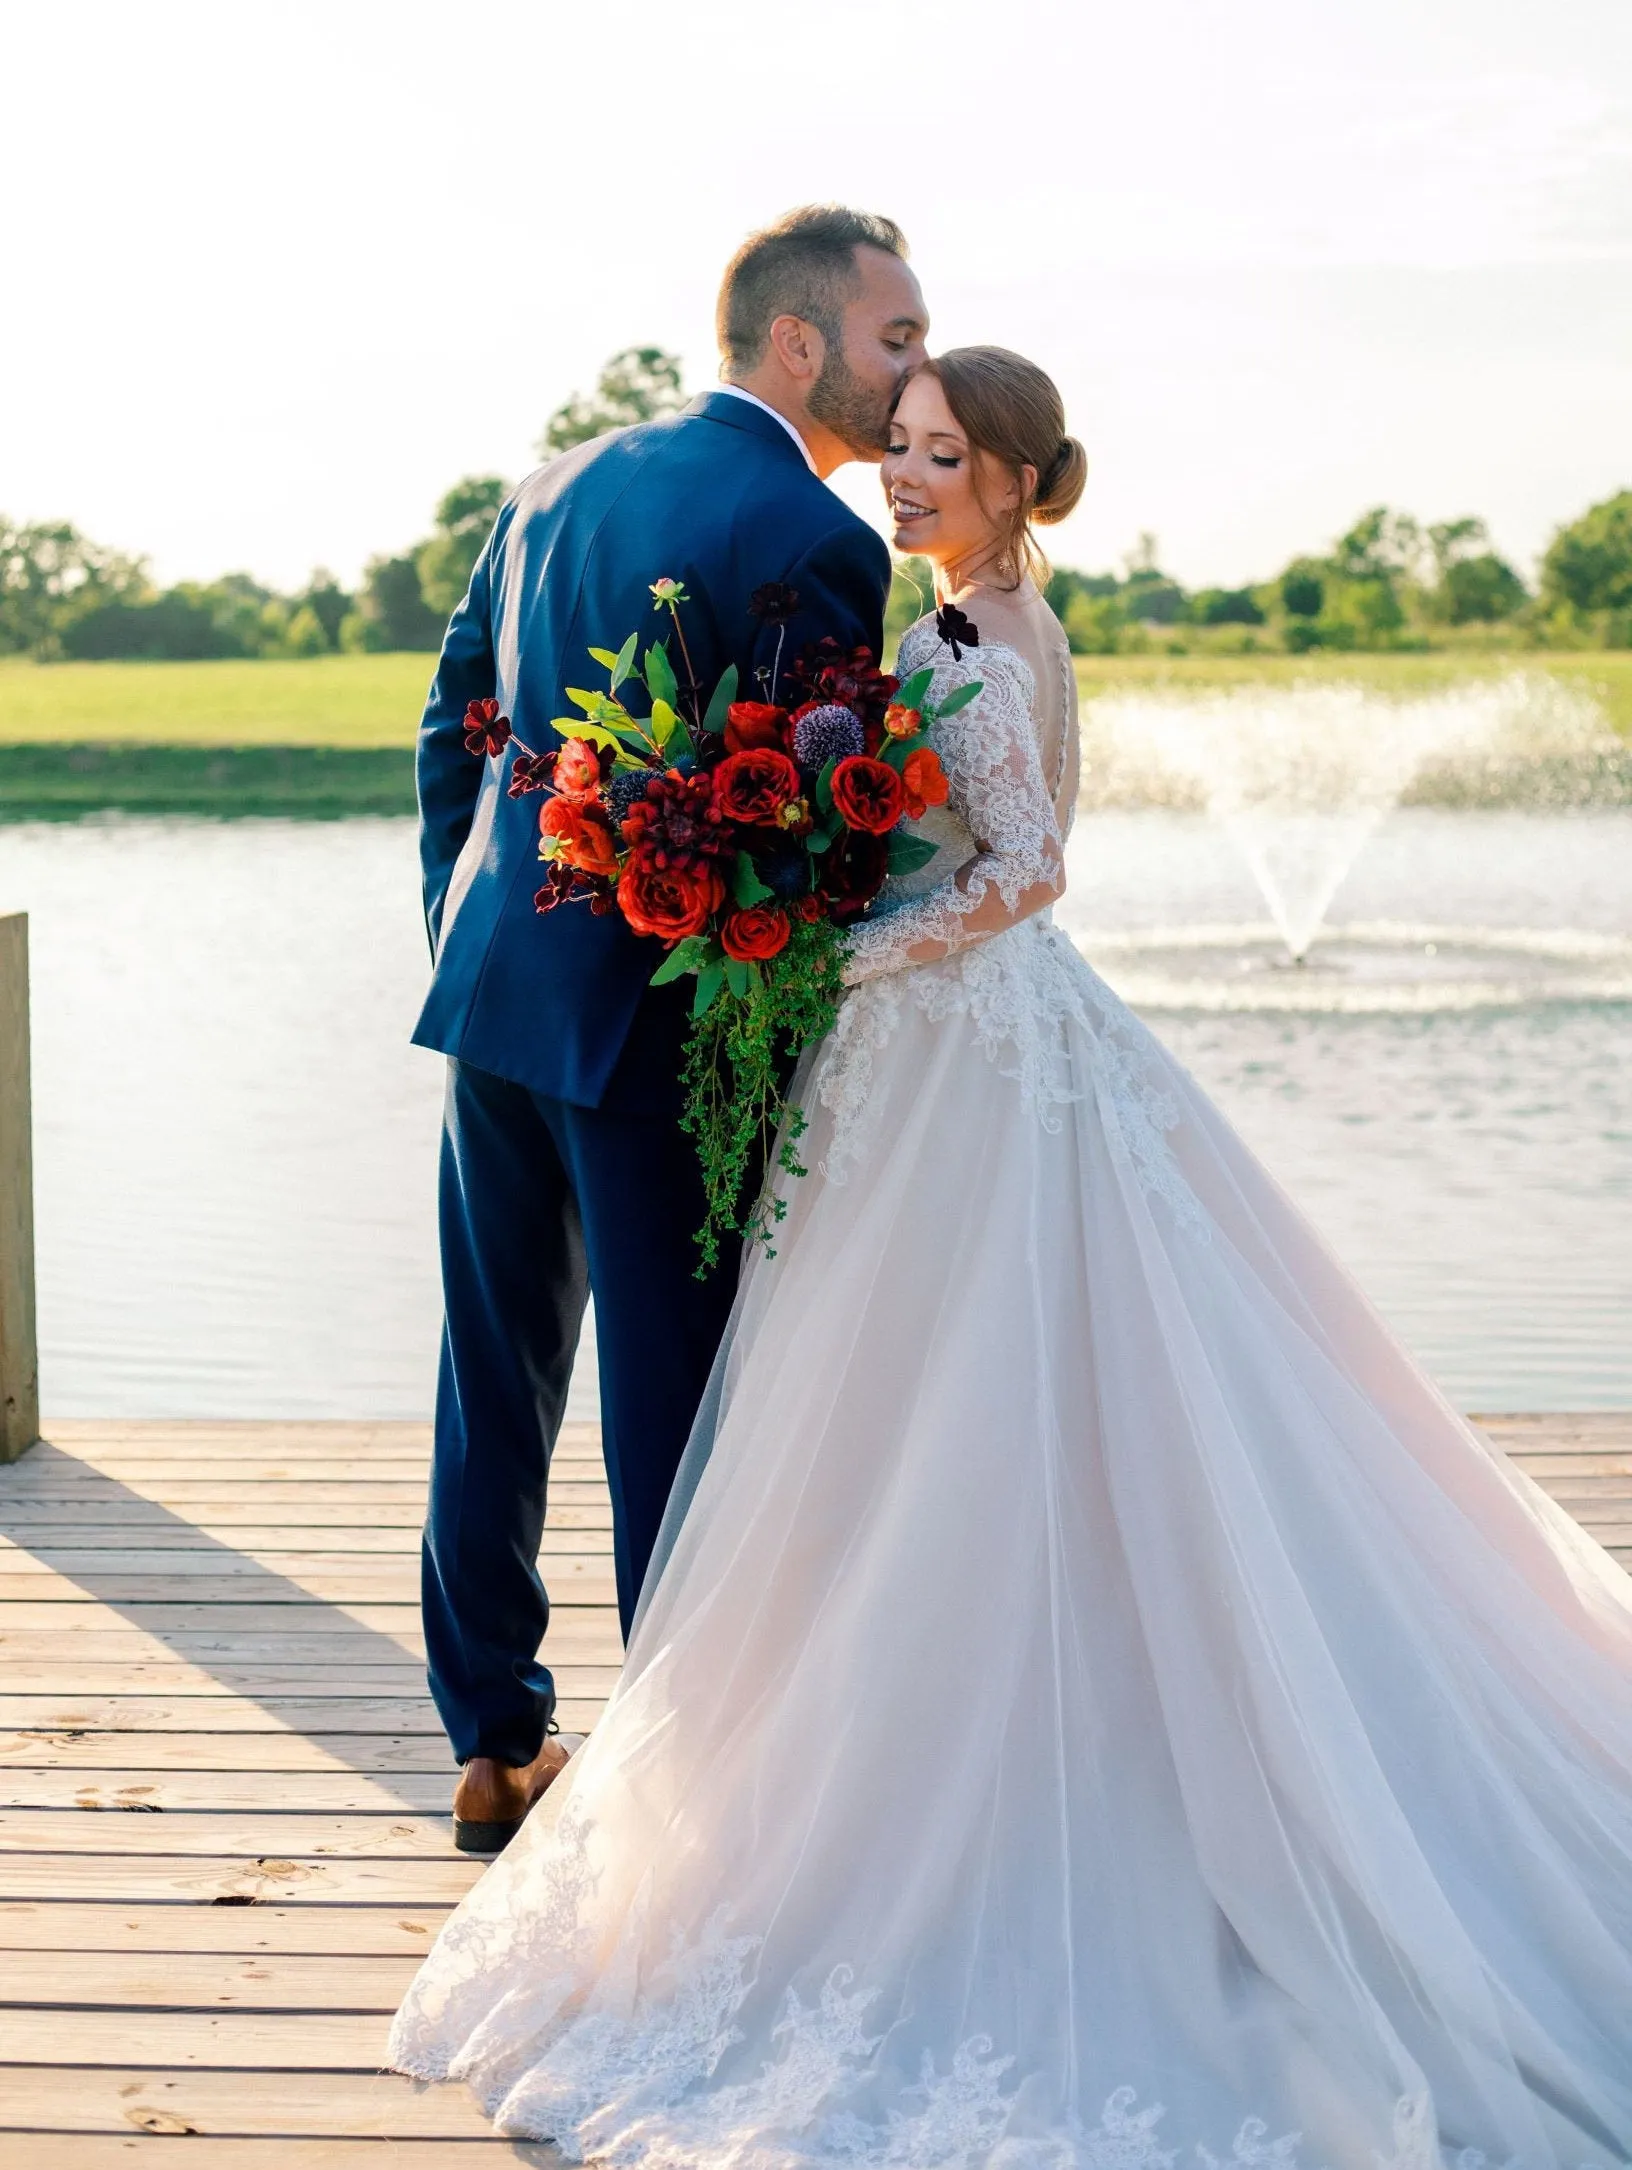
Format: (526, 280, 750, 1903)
(0, 913, 40, 1461)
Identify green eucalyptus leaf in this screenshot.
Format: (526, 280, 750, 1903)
(564, 687, 605, 714)
(804, 824, 835, 854)
(887, 832, 940, 875)
(650, 935, 708, 985)
(895, 665, 934, 710)
(650, 698, 680, 750)
(549, 720, 624, 757)
(723, 955, 752, 1001)
(612, 631, 639, 689)
(733, 851, 774, 907)
(703, 663, 739, 738)
(815, 757, 838, 815)
(692, 959, 725, 1019)
(933, 679, 983, 719)
(665, 718, 697, 766)
(645, 642, 680, 710)
(587, 647, 620, 672)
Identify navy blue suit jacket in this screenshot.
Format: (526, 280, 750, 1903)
(411, 391, 891, 1110)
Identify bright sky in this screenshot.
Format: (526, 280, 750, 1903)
(5, 0, 1629, 595)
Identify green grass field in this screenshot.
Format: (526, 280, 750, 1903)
(0, 648, 1628, 818)
(0, 653, 434, 748)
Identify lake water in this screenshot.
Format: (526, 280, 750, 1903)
(2, 809, 1629, 1418)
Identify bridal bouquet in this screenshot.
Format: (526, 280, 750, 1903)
(463, 578, 982, 1268)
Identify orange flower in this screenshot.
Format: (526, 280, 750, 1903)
(539, 797, 618, 878)
(900, 746, 949, 820)
(619, 858, 726, 943)
(720, 904, 791, 962)
(883, 703, 922, 739)
(724, 702, 788, 754)
(552, 736, 604, 803)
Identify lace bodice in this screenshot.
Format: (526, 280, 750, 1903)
(813, 616, 1208, 1236)
(842, 620, 1067, 986)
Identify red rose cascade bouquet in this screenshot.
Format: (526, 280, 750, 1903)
(462, 579, 982, 1268)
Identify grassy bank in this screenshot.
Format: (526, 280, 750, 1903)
(0, 653, 431, 747)
(2, 649, 1629, 819)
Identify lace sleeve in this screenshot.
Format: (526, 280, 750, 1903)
(843, 642, 1065, 986)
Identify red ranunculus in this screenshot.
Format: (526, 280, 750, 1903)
(900, 745, 950, 820)
(619, 857, 726, 943)
(792, 894, 824, 923)
(539, 797, 618, 877)
(724, 701, 788, 754)
(552, 736, 604, 803)
(830, 754, 904, 834)
(712, 748, 801, 825)
(720, 903, 791, 962)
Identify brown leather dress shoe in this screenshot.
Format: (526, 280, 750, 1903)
(451, 1733, 581, 1854)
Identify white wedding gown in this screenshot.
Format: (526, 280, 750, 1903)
(390, 616, 1632, 2169)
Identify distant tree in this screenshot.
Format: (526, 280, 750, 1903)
(415, 475, 511, 619)
(1279, 563, 1325, 620)
(1541, 490, 1632, 617)
(1330, 507, 1427, 587)
(540, 347, 687, 458)
(295, 569, 352, 649)
(1192, 586, 1265, 627)
(1422, 519, 1526, 625)
(355, 553, 444, 651)
(0, 518, 147, 656)
(1062, 592, 1126, 655)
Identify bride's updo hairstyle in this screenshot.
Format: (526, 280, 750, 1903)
(921, 346, 1088, 588)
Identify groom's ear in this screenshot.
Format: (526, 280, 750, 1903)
(765, 312, 824, 387)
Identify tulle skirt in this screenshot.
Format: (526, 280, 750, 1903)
(390, 927, 1632, 2168)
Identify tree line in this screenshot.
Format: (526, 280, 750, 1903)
(3, 347, 1628, 663)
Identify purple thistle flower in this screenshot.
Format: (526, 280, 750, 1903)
(792, 703, 865, 775)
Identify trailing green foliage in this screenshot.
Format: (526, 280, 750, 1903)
(677, 915, 847, 1275)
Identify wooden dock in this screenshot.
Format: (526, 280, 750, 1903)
(1, 1412, 1629, 2165)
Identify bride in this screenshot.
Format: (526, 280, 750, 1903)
(390, 350, 1632, 2168)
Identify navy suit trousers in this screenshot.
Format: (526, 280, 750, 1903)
(423, 1058, 740, 1767)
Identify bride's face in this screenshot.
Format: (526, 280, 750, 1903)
(883, 371, 1019, 573)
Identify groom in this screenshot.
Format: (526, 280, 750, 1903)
(412, 206, 928, 1849)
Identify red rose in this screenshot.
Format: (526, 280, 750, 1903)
(539, 798, 618, 878)
(552, 736, 604, 803)
(720, 903, 791, 962)
(900, 746, 949, 820)
(830, 755, 904, 835)
(724, 702, 788, 754)
(712, 748, 801, 825)
(817, 828, 890, 918)
(792, 894, 824, 923)
(619, 857, 726, 943)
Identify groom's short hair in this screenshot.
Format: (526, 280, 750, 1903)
(717, 206, 909, 373)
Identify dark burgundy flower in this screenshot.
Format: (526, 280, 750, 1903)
(935, 605, 980, 661)
(748, 582, 799, 625)
(507, 749, 553, 797)
(620, 768, 734, 871)
(535, 863, 611, 914)
(817, 827, 890, 919)
(463, 697, 512, 757)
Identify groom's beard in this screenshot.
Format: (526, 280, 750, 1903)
(807, 349, 899, 460)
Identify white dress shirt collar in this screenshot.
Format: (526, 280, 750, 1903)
(714, 384, 819, 474)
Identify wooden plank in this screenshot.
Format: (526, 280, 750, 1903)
(0, 1856, 485, 1904)
(0, 2007, 392, 2067)
(0, 1604, 429, 1634)
(0, 1948, 422, 2010)
(0, 1666, 616, 1699)
(0, 1769, 454, 1813)
(0, 1723, 601, 1771)
(0, 2066, 505, 2140)
(0, 1812, 454, 1858)
(0, 2138, 554, 2167)
(0, 1903, 453, 1956)
(0, 1503, 612, 1533)
(0, 1626, 618, 1664)
(0, 915, 39, 1465)
(0, 1563, 614, 1605)
(0, 1698, 445, 1733)
(0, 1536, 612, 1568)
